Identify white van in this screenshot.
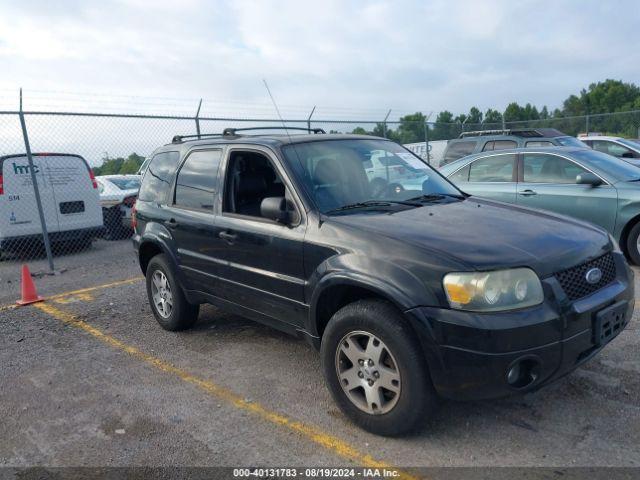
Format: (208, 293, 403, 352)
(0, 153, 104, 253)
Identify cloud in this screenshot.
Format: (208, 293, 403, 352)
(0, 0, 638, 118)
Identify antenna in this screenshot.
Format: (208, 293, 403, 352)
(263, 79, 292, 140)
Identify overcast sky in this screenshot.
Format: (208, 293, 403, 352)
(0, 0, 638, 119)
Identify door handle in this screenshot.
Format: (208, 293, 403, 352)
(519, 189, 537, 196)
(164, 218, 178, 228)
(219, 231, 237, 244)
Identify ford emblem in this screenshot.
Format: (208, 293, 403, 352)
(585, 267, 603, 285)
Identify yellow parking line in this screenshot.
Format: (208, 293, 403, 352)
(33, 302, 417, 479)
(0, 277, 143, 313)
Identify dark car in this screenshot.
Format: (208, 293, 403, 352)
(441, 128, 585, 166)
(132, 128, 633, 436)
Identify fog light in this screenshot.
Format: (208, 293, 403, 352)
(507, 363, 521, 385)
(506, 358, 540, 389)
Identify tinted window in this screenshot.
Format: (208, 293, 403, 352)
(522, 153, 587, 183)
(444, 141, 476, 163)
(138, 151, 179, 203)
(493, 140, 517, 150)
(525, 141, 554, 147)
(449, 164, 470, 183)
(591, 140, 638, 158)
(483, 140, 517, 151)
(556, 136, 587, 147)
(175, 150, 222, 210)
(468, 154, 515, 182)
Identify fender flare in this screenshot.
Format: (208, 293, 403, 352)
(308, 270, 427, 338)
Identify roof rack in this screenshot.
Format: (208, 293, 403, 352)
(458, 128, 565, 139)
(172, 133, 224, 143)
(222, 126, 326, 136)
(172, 126, 326, 144)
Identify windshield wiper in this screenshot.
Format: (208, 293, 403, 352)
(406, 193, 465, 203)
(325, 200, 421, 214)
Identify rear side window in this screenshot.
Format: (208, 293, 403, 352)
(483, 140, 517, 151)
(138, 151, 179, 203)
(443, 141, 476, 164)
(468, 154, 516, 182)
(525, 141, 554, 147)
(174, 149, 222, 211)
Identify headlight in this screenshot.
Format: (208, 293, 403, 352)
(443, 268, 543, 312)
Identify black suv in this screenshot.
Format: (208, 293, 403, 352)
(133, 128, 633, 435)
(441, 128, 585, 166)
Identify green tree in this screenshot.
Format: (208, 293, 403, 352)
(484, 108, 503, 125)
(466, 107, 483, 125)
(431, 111, 456, 140)
(396, 112, 426, 143)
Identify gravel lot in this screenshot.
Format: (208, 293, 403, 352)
(1, 240, 639, 474)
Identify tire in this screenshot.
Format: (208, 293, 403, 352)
(626, 222, 640, 266)
(146, 254, 199, 331)
(321, 299, 437, 436)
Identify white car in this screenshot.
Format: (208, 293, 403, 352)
(578, 134, 640, 166)
(96, 175, 141, 239)
(364, 149, 428, 192)
(0, 153, 103, 255)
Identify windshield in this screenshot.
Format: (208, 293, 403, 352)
(556, 136, 586, 147)
(618, 138, 640, 150)
(283, 139, 463, 214)
(109, 177, 141, 190)
(571, 149, 640, 182)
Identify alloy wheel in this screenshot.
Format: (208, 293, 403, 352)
(335, 330, 401, 414)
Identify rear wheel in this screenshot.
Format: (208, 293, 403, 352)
(146, 254, 199, 331)
(625, 222, 640, 265)
(321, 299, 437, 436)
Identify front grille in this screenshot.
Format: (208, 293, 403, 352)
(554, 253, 616, 301)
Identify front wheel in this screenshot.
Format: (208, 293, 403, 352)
(321, 299, 437, 436)
(626, 222, 640, 265)
(146, 254, 199, 331)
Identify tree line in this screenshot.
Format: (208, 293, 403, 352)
(351, 79, 640, 143)
(93, 153, 145, 176)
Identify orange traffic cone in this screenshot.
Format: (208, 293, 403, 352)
(16, 264, 44, 306)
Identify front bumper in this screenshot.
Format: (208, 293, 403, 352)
(408, 252, 634, 401)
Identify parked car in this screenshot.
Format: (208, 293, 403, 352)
(440, 146, 640, 263)
(441, 128, 586, 167)
(0, 153, 103, 255)
(133, 129, 633, 436)
(578, 134, 640, 166)
(96, 175, 141, 240)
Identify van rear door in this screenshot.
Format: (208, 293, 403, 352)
(42, 154, 103, 233)
(0, 154, 60, 239)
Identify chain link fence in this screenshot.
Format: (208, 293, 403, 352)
(2, 107, 640, 271)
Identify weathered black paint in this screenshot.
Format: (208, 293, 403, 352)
(133, 134, 634, 400)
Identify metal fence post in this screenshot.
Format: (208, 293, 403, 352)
(585, 114, 590, 135)
(18, 89, 54, 272)
(307, 106, 316, 132)
(195, 98, 202, 137)
(382, 110, 391, 138)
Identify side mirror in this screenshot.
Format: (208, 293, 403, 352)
(622, 152, 635, 159)
(576, 172, 602, 187)
(260, 197, 290, 224)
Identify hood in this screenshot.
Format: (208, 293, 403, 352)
(328, 198, 611, 278)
